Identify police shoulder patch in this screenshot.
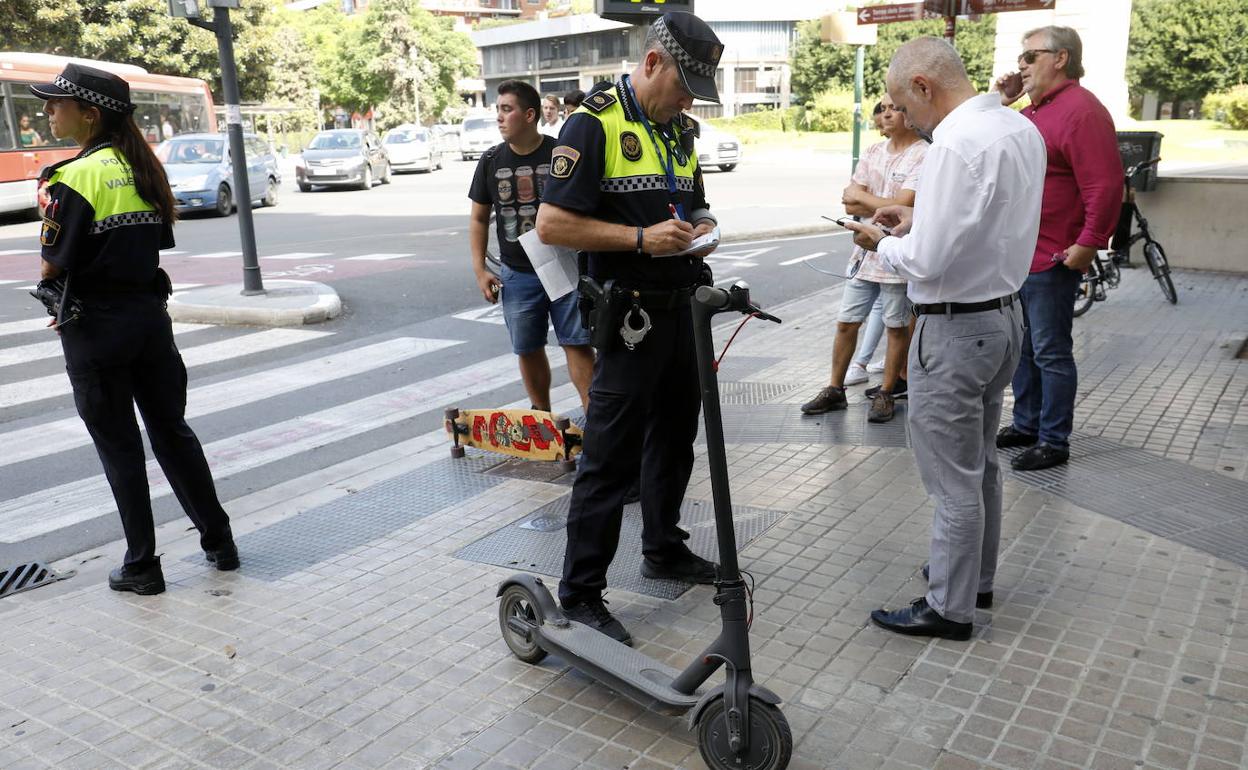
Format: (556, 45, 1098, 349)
(620, 131, 643, 162)
(39, 217, 61, 247)
(582, 91, 617, 113)
(550, 146, 581, 179)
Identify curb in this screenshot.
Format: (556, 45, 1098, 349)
(168, 279, 341, 327)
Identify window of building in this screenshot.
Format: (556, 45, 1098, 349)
(734, 69, 757, 94)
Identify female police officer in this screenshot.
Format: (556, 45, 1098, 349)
(33, 63, 237, 595)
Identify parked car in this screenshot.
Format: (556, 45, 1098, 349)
(459, 116, 502, 161)
(432, 123, 461, 157)
(157, 133, 281, 217)
(383, 124, 442, 173)
(695, 122, 742, 172)
(296, 129, 391, 191)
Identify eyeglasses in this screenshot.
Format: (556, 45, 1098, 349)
(1018, 48, 1057, 65)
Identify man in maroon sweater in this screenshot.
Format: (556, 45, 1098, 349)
(994, 26, 1121, 471)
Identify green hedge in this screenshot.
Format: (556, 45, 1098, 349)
(1204, 85, 1248, 130)
(802, 90, 856, 133)
(711, 106, 803, 132)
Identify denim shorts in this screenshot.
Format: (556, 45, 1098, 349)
(499, 264, 590, 354)
(837, 277, 912, 328)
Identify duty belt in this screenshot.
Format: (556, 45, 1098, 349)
(614, 285, 694, 311)
(914, 293, 1017, 316)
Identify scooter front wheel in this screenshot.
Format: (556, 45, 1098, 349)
(697, 695, 793, 770)
(498, 584, 548, 664)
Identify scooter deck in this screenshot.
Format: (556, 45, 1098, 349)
(539, 621, 703, 709)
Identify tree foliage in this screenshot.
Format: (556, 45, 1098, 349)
(791, 15, 998, 105)
(1127, 0, 1248, 103)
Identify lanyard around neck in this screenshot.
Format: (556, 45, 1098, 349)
(622, 75, 685, 219)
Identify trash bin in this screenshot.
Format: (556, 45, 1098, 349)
(1116, 130, 1163, 192)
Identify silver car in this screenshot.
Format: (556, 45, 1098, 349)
(297, 129, 392, 191)
(459, 116, 502, 161)
(383, 125, 442, 173)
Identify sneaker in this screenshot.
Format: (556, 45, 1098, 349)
(844, 363, 869, 386)
(865, 360, 885, 374)
(108, 562, 166, 596)
(562, 598, 632, 645)
(640, 548, 718, 584)
(801, 386, 847, 415)
(867, 391, 895, 423)
(865, 378, 907, 400)
(205, 541, 240, 571)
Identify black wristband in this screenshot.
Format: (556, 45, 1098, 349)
(636, 226, 644, 254)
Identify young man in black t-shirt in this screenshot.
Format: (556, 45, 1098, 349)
(468, 80, 592, 412)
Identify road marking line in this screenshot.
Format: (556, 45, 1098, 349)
(0, 318, 52, 337)
(0, 327, 332, 409)
(0, 323, 206, 368)
(189, 251, 243, 259)
(0, 349, 551, 542)
(265, 252, 333, 260)
(0, 250, 34, 257)
(163, 250, 188, 256)
(714, 276, 742, 287)
(344, 253, 416, 261)
(171, 283, 202, 292)
(0, 279, 23, 286)
(452, 304, 507, 325)
(11, 285, 36, 291)
(779, 251, 828, 266)
(0, 336, 464, 468)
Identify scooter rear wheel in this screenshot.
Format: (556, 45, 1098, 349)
(498, 584, 548, 664)
(697, 695, 793, 770)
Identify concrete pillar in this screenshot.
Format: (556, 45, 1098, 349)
(992, 0, 1132, 121)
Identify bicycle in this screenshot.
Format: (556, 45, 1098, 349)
(1110, 156, 1177, 305)
(1072, 249, 1121, 318)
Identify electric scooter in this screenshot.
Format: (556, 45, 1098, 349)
(496, 282, 793, 770)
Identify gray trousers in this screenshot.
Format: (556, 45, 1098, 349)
(908, 303, 1024, 623)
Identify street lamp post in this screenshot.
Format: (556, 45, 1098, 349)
(169, 0, 265, 295)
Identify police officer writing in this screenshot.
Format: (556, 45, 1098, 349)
(32, 64, 238, 596)
(535, 12, 724, 644)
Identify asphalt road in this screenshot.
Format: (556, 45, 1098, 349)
(0, 155, 858, 570)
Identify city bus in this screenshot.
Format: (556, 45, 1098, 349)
(0, 52, 216, 215)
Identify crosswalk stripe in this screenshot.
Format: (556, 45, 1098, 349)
(265, 252, 332, 261)
(0, 349, 550, 542)
(0, 318, 52, 337)
(189, 251, 243, 259)
(778, 251, 828, 266)
(0, 250, 33, 257)
(344, 253, 416, 261)
(0, 323, 207, 368)
(0, 336, 463, 469)
(0, 327, 332, 409)
(11, 285, 36, 291)
(714, 275, 743, 287)
(0, 279, 22, 286)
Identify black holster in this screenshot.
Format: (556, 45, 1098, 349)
(578, 275, 625, 350)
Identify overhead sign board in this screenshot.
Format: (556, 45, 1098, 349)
(966, 0, 1054, 12)
(857, 2, 941, 25)
(597, 0, 693, 24)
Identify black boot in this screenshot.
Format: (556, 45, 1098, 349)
(108, 560, 166, 596)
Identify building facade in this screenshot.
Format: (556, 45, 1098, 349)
(470, 2, 835, 118)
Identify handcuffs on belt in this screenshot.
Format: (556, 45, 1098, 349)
(619, 302, 652, 350)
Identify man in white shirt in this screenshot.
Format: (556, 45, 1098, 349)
(845, 37, 1046, 640)
(538, 94, 564, 138)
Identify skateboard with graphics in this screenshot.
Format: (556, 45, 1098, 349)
(445, 407, 583, 469)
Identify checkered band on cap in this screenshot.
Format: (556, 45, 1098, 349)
(600, 175, 695, 194)
(54, 75, 131, 114)
(90, 211, 163, 234)
(653, 18, 716, 79)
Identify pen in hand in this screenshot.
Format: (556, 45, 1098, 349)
(669, 203, 680, 221)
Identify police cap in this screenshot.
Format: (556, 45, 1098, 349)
(30, 63, 136, 115)
(651, 12, 724, 105)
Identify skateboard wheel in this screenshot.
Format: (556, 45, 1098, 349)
(445, 407, 460, 420)
(450, 445, 466, 459)
(553, 417, 571, 431)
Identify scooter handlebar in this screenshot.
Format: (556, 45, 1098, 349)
(694, 282, 782, 324)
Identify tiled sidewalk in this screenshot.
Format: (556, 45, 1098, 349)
(1, 268, 1245, 770)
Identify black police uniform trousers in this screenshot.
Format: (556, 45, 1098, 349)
(559, 303, 702, 607)
(59, 293, 232, 569)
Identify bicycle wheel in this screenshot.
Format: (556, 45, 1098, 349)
(1073, 277, 1095, 318)
(1143, 240, 1178, 304)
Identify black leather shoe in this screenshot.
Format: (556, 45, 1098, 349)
(108, 562, 166, 595)
(922, 564, 993, 609)
(996, 426, 1038, 448)
(641, 549, 718, 584)
(562, 598, 632, 646)
(205, 542, 240, 571)
(1011, 443, 1069, 471)
(870, 597, 971, 640)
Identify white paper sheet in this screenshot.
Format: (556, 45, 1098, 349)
(656, 225, 721, 257)
(519, 228, 580, 300)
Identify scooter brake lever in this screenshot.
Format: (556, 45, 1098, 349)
(750, 308, 782, 324)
